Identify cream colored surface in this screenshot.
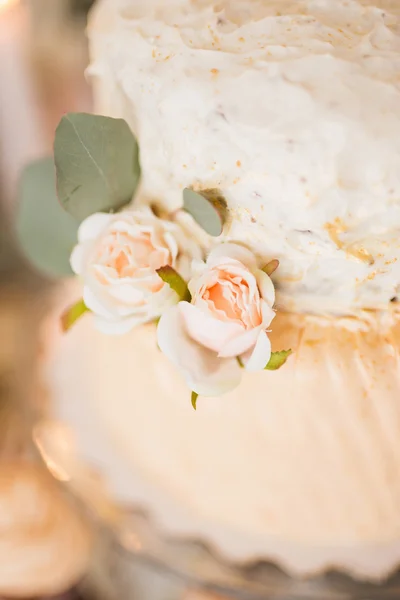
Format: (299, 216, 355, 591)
(88, 0, 400, 316)
(0, 463, 91, 597)
(48, 308, 400, 580)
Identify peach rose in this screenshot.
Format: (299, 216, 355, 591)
(157, 243, 276, 396)
(70, 208, 201, 334)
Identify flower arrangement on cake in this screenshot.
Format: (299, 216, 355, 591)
(18, 111, 291, 407)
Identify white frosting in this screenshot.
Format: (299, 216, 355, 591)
(88, 0, 400, 315)
(47, 307, 400, 580)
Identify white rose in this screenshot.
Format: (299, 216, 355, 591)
(157, 243, 276, 397)
(70, 208, 202, 334)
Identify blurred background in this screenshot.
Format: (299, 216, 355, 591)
(0, 2, 94, 598)
(0, 0, 93, 211)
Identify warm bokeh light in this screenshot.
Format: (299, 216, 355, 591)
(33, 421, 74, 483)
(0, 0, 19, 13)
(0, 0, 19, 15)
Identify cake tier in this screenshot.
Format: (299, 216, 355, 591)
(46, 305, 400, 580)
(88, 0, 400, 316)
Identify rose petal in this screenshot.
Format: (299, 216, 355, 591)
(206, 280, 238, 321)
(110, 218, 141, 235)
(148, 283, 179, 315)
(77, 213, 111, 243)
(179, 302, 244, 353)
(163, 231, 179, 262)
(83, 286, 115, 319)
(255, 269, 276, 307)
(188, 266, 219, 299)
(207, 243, 257, 269)
(157, 305, 242, 397)
(70, 243, 88, 275)
(109, 283, 146, 305)
(190, 259, 208, 280)
(218, 326, 260, 358)
(241, 330, 271, 372)
(92, 264, 118, 285)
(73, 209, 202, 333)
(148, 247, 170, 271)
(261, 301, 276, 328)
(146, 225, 165, 251)
(176, 254, 191, 281)
(216, 264, 260, 307)
(195, 293, 239, 325)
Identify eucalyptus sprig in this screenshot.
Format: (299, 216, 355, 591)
(16, 113, 141, 279)
(55, 113, 140, 221)
(183, 188, 228, 236)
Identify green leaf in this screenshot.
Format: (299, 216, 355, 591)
(54, 113, 140, 221)
(183, 188, 228, 236)
(262, 259, 280, 276)
(191, 391, 199, 410)
(16, 157, 78, 278)
(265, 349, 292, 371)
(61, 299, 89, 332)
(156, 266, 191, 301)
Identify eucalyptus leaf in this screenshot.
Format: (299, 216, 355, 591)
(183, 188, 228, 236)
(262, 259, 280, 276)
(265, 349, 292, 371)
(156, 266, 191, 301)
(16, 157, 78, 278)
(61, 299, 89, 332)
(191, 391, 199, 410)
(54, 113, 140, 221)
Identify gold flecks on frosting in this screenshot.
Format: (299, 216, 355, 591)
(207, 24, 220, 47)
(151, 49, 174, 62)
(324, 218, 375, 265)
(279, 272, 304, 283)
(366, 271, 378, 281)
(357, 269, 389, 286)
(305, 338, 323, 347)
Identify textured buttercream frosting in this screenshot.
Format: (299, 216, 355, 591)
(88, 0, 400, 315)
(48, 307, 400, 580)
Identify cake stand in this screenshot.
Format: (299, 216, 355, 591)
(80, 508, 400, 600)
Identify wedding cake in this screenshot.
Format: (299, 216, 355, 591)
(46, 0, 400, 583)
